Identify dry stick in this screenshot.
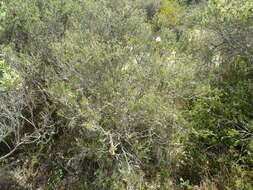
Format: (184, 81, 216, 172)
(0, 142, 23, 162)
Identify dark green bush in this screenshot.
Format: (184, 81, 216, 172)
(179, 1, 253, 188)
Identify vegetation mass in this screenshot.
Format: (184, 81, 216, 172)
(0, 0, 252, 189)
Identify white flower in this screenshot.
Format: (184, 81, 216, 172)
(155, 36, 161, 42)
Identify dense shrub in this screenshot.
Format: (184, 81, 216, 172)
(0, 0, 252, 189)
(179, 0, 253, 189)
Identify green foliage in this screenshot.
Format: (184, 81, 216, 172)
(178, 1, 253, 188)
(203, 0, 253, 24)
(0, 57, 22, 92)
(152, 0, 186, 32)
(0, 0, 252, 189)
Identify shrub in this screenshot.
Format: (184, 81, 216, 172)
(179, 0, 253, 188)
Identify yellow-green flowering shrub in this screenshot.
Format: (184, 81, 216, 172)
(152, 0, 185, 29)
